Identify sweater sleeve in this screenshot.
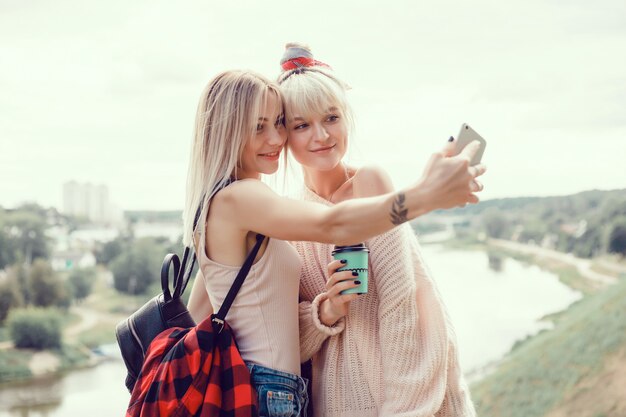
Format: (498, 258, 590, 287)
(298, 293, 346, 362)
(368, 225, 455, 417)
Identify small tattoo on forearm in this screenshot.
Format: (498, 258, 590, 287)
(390, 193, 408, 225)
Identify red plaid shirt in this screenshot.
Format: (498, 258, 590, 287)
(126, 315, 258, 417)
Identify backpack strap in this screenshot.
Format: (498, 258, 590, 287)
(211, 233, 266, 333)
(172, 178, 267, 333)
(171, 178, 235, 298)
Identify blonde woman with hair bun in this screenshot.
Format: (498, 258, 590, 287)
(185, 68, 485, 416)
(278, 43, 478, 416)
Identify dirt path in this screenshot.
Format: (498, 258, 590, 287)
(64, 306, 103, 340)
(489, 239, 618, 286)
(596, 259, 626, 274)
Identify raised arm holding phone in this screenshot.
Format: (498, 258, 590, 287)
(277, 43, 483, 417)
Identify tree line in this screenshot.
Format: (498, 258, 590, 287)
(0, 204, 181, 349)
(444, 189, 626, 258)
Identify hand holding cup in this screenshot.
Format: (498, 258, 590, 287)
(318, 258, 361, 327)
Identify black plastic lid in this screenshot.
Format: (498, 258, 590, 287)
(332, 243, 369, 255)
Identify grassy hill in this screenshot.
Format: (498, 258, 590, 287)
(471, 276, 626, 417)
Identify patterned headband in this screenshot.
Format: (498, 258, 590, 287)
(280, 57, 332, 71)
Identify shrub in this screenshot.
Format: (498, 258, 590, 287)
(482, 209, 511, 239)
(111, 238, 165, 295)
(29, 259, 68, 308)
(608, 217, 626, 256)
(7, 308, 62, 349)
(0, 279, 23, 323)
(68, 267, 96, 302)
(0, 226, 17, 269)
(95, 238, 125, 265)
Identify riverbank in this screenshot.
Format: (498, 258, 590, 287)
(488, 238, 619, 288)
(0, 273, 139, 384)
(442, 237, 623, 295)
(0, 313, 115, 384)
(451, 238, 626, 417)
(470, 272, 626, 417)
(2, 238, 624, 417)
(0, 343, 96, 385)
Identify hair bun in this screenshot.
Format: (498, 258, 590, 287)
(280, 42, 331, 72)
(281, 43, 314, 66)
(285, 42, 311, 53)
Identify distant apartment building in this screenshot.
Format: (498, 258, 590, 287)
(62, 181, 123, 224)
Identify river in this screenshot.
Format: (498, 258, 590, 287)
(0, 244, 582, 416)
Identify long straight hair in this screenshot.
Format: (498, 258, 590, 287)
(182, 70, 282, 248)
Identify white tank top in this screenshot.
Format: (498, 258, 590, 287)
(198, 235, 302, 375)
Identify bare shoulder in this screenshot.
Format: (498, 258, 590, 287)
(352, 164, 395, 198)
(215, 178, 273, 204)
(210, 179, 273, 219)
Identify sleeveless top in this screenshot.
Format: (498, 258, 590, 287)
(198, 232, 303, 375)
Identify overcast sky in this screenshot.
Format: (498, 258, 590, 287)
(1, 0, 625, 211)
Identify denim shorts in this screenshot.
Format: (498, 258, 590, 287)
(246, 363, 308, 417)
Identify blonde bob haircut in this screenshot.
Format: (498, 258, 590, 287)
(277, 55, 354, 133)
(182, 70, 282, 247)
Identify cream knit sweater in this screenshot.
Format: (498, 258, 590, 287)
(294, 189, 476, 417)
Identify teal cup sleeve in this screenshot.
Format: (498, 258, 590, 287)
(332, 247, 369, 294)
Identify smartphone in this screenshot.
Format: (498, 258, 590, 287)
(455, 123, 487, 166)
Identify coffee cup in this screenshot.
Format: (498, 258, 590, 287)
(332, 243, 369, 294)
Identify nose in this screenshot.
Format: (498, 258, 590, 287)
(267, 124, 286, 146)
(312, 122, 330, 142)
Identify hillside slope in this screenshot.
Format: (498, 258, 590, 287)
(471, 277, 626, 417)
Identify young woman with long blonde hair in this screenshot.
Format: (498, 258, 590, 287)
(185, 69, 484, 417)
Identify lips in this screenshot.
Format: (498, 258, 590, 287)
(258, 150, 281, 160)
(311, 144, 336, 153)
